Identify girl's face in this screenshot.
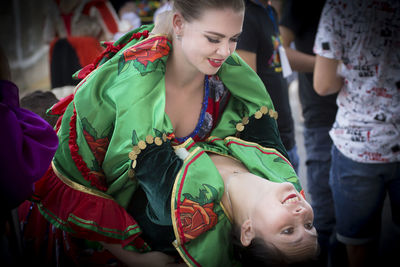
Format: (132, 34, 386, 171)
(252, 181, 318, 259)
(174, 8, 244, 75)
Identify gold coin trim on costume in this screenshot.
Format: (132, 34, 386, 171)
(269, 109, 274, 117)
(146, 135, 154, 144)
(138, 140, 147, 150)
(129, 151, 137, 160)
(128, 134, 169, 172)
(131, 160, 137, 169)
(260, 106, 268, 114)
(242, 116, 249, 125)
(236, 123, 245, 132)
(235, 106, 279, 136)
(155, 137, 162, 146)
(132, 146, 141, 154)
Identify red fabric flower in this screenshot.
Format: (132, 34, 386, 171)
(123, 37, 170, 67)
(83, 129, 109, 166)
(179, 199, 218, 242)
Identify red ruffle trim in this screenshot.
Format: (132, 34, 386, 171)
(69, 106, 108, 191)
(31, 166, 148, 251)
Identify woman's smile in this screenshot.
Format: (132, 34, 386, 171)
(208, 58, 224, 67)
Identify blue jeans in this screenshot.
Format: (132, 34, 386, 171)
(287, 144, 299, 174)
(304, 127, 335, 235)
(304, 127, 345, 266)
(330, 145, 400, 245)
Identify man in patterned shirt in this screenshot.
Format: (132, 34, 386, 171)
(313, 1, 400, 267)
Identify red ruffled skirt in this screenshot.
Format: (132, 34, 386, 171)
(18, 166, 149, 266)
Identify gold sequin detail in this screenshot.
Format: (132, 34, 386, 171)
(260, 106, 268, 114)
(146, 135, 154, 144)
(131, 160, 137, 169)
(128, 151, 138, 160)
(236, 123, 245, 132)
(269, 109, 274, 118)
(255, 111, 262, 119)
(155, 137, 162, 146)
(242, 116, 249, 125)
(162, 133, 167, 142)
(138, 140, 147, 150)
(132, 146, 141, 154)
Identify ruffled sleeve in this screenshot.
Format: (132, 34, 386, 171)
(0, 80, 58, 209)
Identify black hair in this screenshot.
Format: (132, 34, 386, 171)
(231, 224, 320, 267)
(20, 90, 59, 127)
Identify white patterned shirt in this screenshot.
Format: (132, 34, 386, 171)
(314, 0, 400, 163)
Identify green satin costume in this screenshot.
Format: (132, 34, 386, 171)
(32, 25, 303, 267)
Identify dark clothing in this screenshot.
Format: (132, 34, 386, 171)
(280, 0, 337, 128)
(237, 0, 295, 151)
(50, 38, 81, 88)
(20, 90, 59, 127)
(0, 80, 59, 211)
(280, 2, 344, 266)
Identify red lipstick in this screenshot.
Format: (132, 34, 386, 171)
(208, 58, 223, 68)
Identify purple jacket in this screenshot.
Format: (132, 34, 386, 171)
(0, 80, 58, 209)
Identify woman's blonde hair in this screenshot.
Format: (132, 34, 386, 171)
(173, 0, 244, 22)
(152, 0, 245, 38)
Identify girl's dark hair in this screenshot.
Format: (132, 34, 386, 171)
(173, 0, 245, 22)
(231, 224, 320, 267)
(231, 225, 289, 266)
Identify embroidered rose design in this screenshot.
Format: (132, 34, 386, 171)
(83, 129, 109, 166)
(118, 37, 170, 75)
(177, 184, 222, 243)
(180, 199, 218, 241)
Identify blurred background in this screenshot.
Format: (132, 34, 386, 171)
(1, 0, 51, 96)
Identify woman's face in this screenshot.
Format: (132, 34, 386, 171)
(252, 182, 318, 258)
(175, 8, 244, 75)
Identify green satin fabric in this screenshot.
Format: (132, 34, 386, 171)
(49, 24, 301, 266)
(53, 24, 283, 209)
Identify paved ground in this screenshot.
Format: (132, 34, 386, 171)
(288, 80, 399, 266)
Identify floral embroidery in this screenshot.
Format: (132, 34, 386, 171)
(177, 184, 220, 243)
(69, 108, 108, 191)
(74, 30, 150, 80)
(81, 118, 112, 168)
(180, 199, 218, 241)
(118, 37, 170, 75)
(83, 129, 109, 167)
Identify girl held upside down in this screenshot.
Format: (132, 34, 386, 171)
(20, 0, 318, 266)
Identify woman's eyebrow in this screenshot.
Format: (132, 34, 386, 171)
(204, 31, 225, 38)
(204, 31, 241, 38)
